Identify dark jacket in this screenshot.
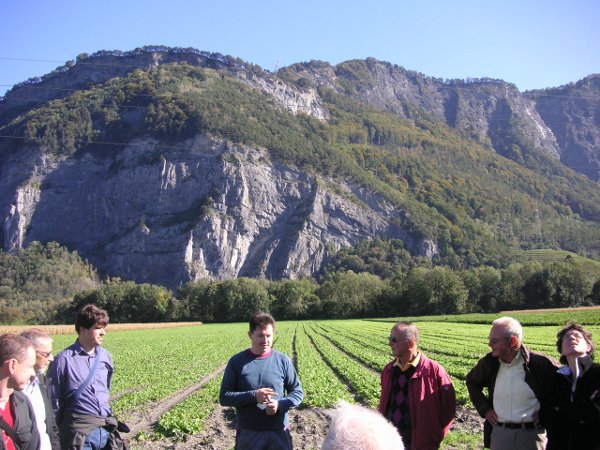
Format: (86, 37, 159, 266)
(0, 390, 40, 450)
(540, 359, 600, 450)
(58, 412, 126, 450)
(36, 373, 60, 450)
(466, 345, 558, 448)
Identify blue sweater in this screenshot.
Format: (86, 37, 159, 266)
(219, 349, 303, 431)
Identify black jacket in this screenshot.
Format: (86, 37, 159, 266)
(540, 359, 600, 450)
(466, 345, 558, 448)
(0, 390, 40, 450)
(36, 373, 60, 450)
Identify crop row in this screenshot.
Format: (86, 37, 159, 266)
(305, 323, 380, 407)
(295, 324, 353, 407)
(46, 318, 600, 441)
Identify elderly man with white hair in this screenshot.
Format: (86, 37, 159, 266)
(322, 401, 404, 450)
(466, 317, 558, 450)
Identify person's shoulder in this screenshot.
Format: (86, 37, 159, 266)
(526, 347, 559, 366)
(419, 353, 451, 375)
(420, 352, 443, 368)
(11, 389, 27, 402)
(10, 390, 32, 410)
(98, 345, 114, 360)
(271, 349, 289, 359)
(228, 349, 251, 363)
(55, 341, 79, 358)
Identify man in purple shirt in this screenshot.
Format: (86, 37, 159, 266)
(47, 304, 114, 450)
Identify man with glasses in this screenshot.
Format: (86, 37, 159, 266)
(20, 329, 60, 450)
(466, 317, 558, 449)
(378, 322, 456, 450)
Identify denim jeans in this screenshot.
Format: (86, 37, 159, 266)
(82, 427, 109, 450)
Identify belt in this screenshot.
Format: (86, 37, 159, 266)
(496, 421, 537, 430)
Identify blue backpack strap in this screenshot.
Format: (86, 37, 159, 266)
(72, 346, 102, 403)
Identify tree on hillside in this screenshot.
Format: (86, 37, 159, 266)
(269, 279, 319, 320)
(317, 271, 388, 318)
(403, 266, 468, 315)
(70, 280, 172, 323)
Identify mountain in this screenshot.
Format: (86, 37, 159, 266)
(1, 46, 599, 289)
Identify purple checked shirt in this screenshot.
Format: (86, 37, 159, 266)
(47, 339, 113, 418)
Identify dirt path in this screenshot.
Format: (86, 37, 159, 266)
(122, 364, 226, 438)
(128, 403, 482, 449)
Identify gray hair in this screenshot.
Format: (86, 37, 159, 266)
(492, 317, 523, 343)
(392, 322, 420, 345)
(20, 328, 52, 349)
(322, 401, 404, 450)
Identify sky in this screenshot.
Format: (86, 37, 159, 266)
(1, 0, 599, 98)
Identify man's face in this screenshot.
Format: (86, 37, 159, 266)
(561, 329, 591, 359)
(488, 325, 513, 362)
(8, 346, 36, 390)
(248, 324, 274, 355)
(388, 326, 411, 359)
(79, 323, 106, 348)
(34, 338, 54, 373)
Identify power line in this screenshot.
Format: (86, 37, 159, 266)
(0, 133, 597, 172)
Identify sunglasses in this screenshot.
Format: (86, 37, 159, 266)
(388, 336, 402, 343)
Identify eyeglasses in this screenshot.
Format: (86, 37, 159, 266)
(388, 336, 402, 343)
(488, 338, 506, 345)
(36, 350, 52, 358)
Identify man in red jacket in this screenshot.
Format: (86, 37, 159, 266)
(379, 322, 456, 450)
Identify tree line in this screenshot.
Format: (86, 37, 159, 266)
(2, 242, 598, 324)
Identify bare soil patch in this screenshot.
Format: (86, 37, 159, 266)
(127, 403, 482, 450)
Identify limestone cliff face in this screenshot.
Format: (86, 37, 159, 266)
(526, 75, 600, 180)
(286, 58, 561, 161)
(0, 134, 425, 288)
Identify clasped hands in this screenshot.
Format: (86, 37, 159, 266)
(255, 387, 279, 415)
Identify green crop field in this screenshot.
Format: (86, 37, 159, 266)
(45, 314, 600, 449)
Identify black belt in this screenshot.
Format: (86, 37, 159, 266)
(496, 421, 537, 430)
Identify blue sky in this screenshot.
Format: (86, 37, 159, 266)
(1, 0, 599, 98)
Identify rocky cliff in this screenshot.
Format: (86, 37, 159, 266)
(0, 133, 429, 288)
(1, 47, 599, 288)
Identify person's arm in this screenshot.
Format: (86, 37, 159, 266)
(219, 359, 258, 407)
(466, 357, 494, 419)
(46, 357, 64, 417)
(275, 357, 303, 415)
(437, 366, 457, 432)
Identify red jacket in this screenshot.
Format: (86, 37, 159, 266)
(378, 353, 456, 450)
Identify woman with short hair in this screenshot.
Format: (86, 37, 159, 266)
(541, 322, 600, 450)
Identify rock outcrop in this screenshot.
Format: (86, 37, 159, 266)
(0, 134, 423, 288)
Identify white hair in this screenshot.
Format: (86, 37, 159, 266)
(492, 316, 523, 343)
(322, 401, 404, 450)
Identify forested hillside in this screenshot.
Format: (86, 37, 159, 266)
(0, 47, 599, 322)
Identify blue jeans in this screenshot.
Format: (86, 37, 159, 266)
(83, 427, 109, 450)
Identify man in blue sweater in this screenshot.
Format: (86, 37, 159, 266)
(220, 312, 303, 450)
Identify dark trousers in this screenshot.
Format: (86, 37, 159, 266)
(235, 428, 293, 450)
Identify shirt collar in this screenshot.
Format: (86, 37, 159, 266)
(72, 339, 98, 356)
(394, 351, 421, 371)
(558, 354, 594, 377)
(500, 349, 523, 366)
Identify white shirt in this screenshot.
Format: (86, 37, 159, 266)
(493, 351, 540, 423)
(24, 377, 52, 450)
